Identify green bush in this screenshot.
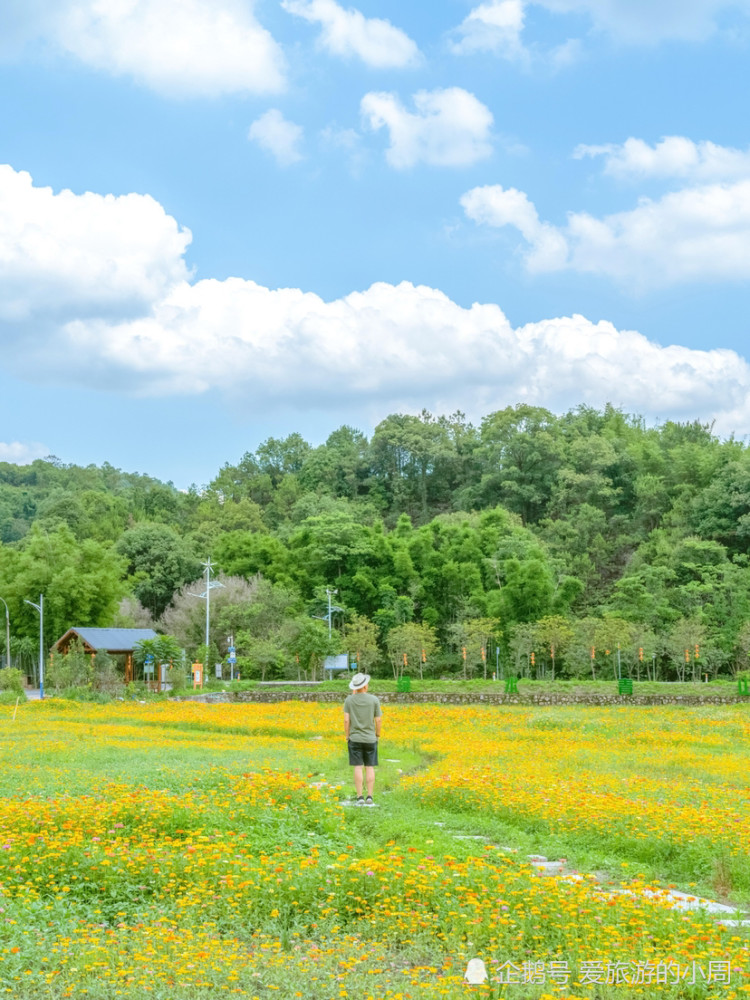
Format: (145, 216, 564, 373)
(0, 667, 25, 695)
(47, 640, 93, 691)
(92, 650, 124, 696)
(60, 688, 114, 703)
(169, 666, 187, 693)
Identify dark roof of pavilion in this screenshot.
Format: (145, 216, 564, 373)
(52, 627, 158, 653)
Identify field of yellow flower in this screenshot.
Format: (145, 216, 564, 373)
(0, 698, 747, 999)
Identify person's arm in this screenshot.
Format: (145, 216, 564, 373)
(375, 714, 382, 738)
(344, 712, 350, 740)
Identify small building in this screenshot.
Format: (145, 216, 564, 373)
(52, 627, 158, 683)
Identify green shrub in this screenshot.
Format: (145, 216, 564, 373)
(169, 667, 187, 693)
(0, 667, 25, 695)
(47, 640, 93, 691)
(92, 650, 124, 696)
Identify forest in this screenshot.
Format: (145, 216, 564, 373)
(2, 402, 750, 682)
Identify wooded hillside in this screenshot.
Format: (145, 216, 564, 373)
(2, 404, 749, 680)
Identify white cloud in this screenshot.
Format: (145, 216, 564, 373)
(446, 0, 750, 53)
(0, 164, 191, 323)
(461, 185, 568, 270)
(249, 110, 304, 166)
(0, 441, 50, 465)
(575, 136, 750, 183)
(282, 0, 419, 67)
(54, 283, 750, 437)
(450, 0, 527, 58)
(360, 88, 494, 169)
(5, 163, 750, 437)
(449, 0, 582, 69)
(533, 0, 750, 44)
(462, 178, 750, 286)
(1, 0, 286, 97)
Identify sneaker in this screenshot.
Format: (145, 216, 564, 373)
(365, 795, 374, 807)
(355, 796, 365, 806)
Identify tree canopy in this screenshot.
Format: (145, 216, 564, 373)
(2, 404, 750, 680)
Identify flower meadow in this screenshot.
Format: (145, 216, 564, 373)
(0, 699, 747, 999)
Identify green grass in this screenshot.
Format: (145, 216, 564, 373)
(194, 675, 747, 698)
(0, 700, 748, 999)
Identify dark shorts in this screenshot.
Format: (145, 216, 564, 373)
(348, 740, 378, 767)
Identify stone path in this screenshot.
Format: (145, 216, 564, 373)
(448, 837, 750, 927)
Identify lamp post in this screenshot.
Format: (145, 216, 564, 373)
(188, 558, 224, 654)
(24, 594, 44, 699)
(312, 589, 343, 640)
(0, 597, 9, 670)
(324, 588, 343, 640)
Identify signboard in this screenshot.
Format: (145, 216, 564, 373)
(323, 653, 349, 675)
(215, 663, 223, 678)
(228, 645, 236, 664)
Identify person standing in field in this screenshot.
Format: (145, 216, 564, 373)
(344, 672, 381, 806)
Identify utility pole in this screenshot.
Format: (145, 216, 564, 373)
(24, 594, 44, 699)
(325, 588, 337, 639)
(0, 596, 10, 670)
(188, 559, 224, 655)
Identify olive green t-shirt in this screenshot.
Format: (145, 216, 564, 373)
(344, 691, 381, 744)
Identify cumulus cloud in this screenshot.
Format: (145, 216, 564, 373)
(462, 178, 750, 286)
(0, 441, 50, 465)
(4, 163, 750, 436)
(0, 164, 191, 323)
(575, 136, 750, 183)
(282, 0, 419, 67)
(248, 110, 304, 166)
(0, 0, 286, 97)
(361, 88, 494, 169)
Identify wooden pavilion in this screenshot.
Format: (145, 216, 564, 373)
(52, 628, 158, 683)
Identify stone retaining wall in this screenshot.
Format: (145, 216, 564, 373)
(175, 691, 750, 706)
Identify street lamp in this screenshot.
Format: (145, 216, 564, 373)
(188, 558, 224, 653)
(0, 597, 9, 670)
(24, 594, 44, 699)
(325, 588, 344, 639)
(312, 589, 343, 639)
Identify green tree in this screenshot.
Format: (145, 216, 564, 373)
(237, 635, 285, 682)
(0, 524, 127, 649)
(508, 622, 535, 678)
(533, 615, 574, 680)
(385, 622, 437, 680)
(158, 574, 261, 654)
(475, 405, 562, 525)
(133, 635, 183, 680)
(116, 523, 202, 618)
(343, 612, 380, 673)
(666, 619, 706, 682)
(285, 618, 336, 681)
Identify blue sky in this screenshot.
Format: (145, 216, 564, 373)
(1, 0, 749, 487)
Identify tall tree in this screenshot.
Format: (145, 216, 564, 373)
(116, 523, 202, 619)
